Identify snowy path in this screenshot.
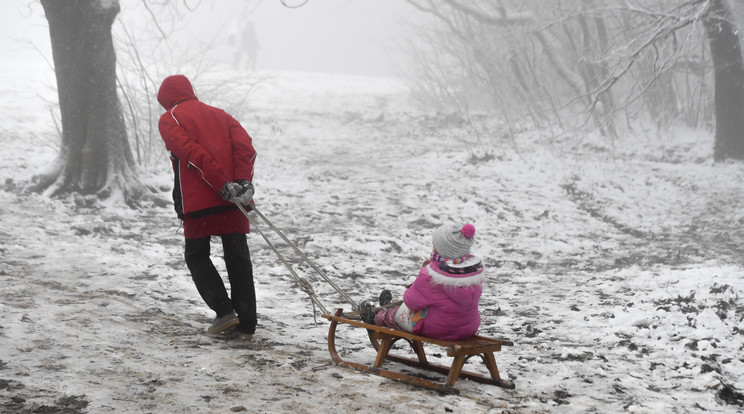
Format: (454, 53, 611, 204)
(1, 70, 744, 413)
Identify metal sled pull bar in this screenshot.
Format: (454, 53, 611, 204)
(235, 203, 329, 317)
(235, 202, 358, 312)
(248, 204, 359, 310)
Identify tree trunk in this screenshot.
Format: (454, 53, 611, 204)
(704, 0, 744, 161)
(38, 0, 144, 203)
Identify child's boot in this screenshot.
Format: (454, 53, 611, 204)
(379, 289, 392, 306)
(358, 300, 376, 324)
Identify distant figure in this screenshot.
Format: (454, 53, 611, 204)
(229, 20, 259, 71)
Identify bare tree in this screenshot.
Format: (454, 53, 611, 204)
(404, 0, 744, 160)
(404, 0, 618, 138)
(704, 0, 744, 160)
(34, 0, 266, 205)
(36, 0, 156, 206)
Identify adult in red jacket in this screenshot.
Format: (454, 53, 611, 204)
(158, 74, 258, 339)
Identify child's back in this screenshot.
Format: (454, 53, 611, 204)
(404, 243, 484, 340)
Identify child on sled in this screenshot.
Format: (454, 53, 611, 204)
(360, 223, 485, 341)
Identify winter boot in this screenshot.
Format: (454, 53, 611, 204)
(235, 323, 255, 341)
(235, 332, 254, 341)
(207, 311, 239, 334)
(379, 289, 392, 307)
(358, 300, 376, 325)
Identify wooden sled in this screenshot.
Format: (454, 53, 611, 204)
(323, 308, 515, 394)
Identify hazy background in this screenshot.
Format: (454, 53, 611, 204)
(1, 2, 49, 64)
(2, 0, 420, 78)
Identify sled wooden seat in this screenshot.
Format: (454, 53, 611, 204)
(322, 308, 515, 394)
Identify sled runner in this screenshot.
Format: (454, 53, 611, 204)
(323, 309, 515, 394)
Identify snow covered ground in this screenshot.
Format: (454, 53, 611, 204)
(1, 61, 744, 413)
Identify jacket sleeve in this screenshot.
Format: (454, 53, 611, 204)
(159, 110, 231, 191)
(403, 268, 432, 312)
(226, 114, 256, 182)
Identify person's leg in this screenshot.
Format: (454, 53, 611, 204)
(185, 237, 233, 317)
(221, 233, 257, 334)
(374, 306, 400, 328)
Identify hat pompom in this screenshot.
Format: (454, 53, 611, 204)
(432, 223, 476, 260)
(461, 223, 475, 239)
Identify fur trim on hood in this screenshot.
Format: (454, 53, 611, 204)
(425, 256, 485, 288)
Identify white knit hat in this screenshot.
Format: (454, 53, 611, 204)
(432, 223, 476, 259)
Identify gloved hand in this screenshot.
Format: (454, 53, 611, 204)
(219, 181, 242, 202)
(234, 179, 254, 205)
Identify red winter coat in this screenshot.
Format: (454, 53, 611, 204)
(157, 75, 256, 219)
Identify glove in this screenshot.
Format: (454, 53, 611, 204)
(219, 182, 242, 202)
(234, 179, 254, 205)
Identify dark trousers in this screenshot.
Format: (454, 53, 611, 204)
(185, 233, 256, 334)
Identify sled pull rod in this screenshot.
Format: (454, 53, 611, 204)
(235, 202, 359, 311)
(235, 203, 329, 317)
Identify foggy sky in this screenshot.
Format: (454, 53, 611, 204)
(212, 0, 420, 77)
(2, 0, 421, 78)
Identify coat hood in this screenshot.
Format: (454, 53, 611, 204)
(157, 75, 197, 110)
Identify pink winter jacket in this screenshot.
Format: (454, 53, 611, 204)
(403, 256, 485, 340)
